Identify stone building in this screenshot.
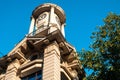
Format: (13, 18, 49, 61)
(0, 3, 85, 80)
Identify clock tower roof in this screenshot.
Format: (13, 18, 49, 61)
(32, 3, 66, 24)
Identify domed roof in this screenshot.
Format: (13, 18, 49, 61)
(32, 3, 66, 24)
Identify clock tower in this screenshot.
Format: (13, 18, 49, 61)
(0, 3, 85, 80)
(28, 3, 65, 37)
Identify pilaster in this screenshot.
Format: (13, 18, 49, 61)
(5, 59, 20, 80)
(43, 41, 60, 80)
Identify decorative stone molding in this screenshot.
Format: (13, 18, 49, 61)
(5, 59, 20, 80)
(19, 59, 43, 77)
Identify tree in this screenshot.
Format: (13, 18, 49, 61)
(79, 13, 120, 80)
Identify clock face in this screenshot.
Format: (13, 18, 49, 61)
(38, 13, 46, 21)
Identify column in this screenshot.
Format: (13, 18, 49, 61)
(61, 23, 65, 37)
(28, 16, 35, 34)
(49, 6, 58, 33)
(43, 41, 61, 80)
(5, 59, 20, 80)
(50, 6, 55, 23)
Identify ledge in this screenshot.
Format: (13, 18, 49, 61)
(19, 59, 43, 77)
(19, 59, 43, 70)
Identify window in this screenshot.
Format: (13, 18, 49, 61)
(21, 71, 42, 80)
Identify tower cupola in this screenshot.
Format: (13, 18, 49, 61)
(28, 3, 66, 37)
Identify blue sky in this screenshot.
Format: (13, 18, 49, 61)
(0, 0, 120, 57)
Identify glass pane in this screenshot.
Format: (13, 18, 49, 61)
(21, 71, 42, 80)
(21, 78, 26, 80)
(28, 73, 35, 80)
(21, 77, 28, 80)
(36, 71, 42, 80)
(37, 74, 42, 80)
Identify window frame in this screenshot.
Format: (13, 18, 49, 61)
(21, 70, 42, 80)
